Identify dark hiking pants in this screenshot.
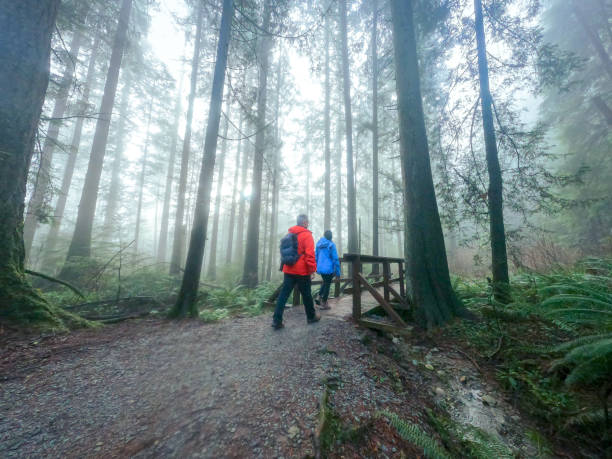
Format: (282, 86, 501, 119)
(273, 273, 316, 325)
(318, 273, 334, 302)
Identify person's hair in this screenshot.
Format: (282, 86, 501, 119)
(297, 214, 308, 226)
(324, 230, 333, 240)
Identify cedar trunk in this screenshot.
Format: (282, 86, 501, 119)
(170, 0, 204, 275)
(225, 113, 243, 264)
(172, 0, 234, 317)
(206, 91, 231, 280)
(324, 14, 331, 231)
(371, 0, 380, 273)
(241, 0, 272, 288)
(390, 0, 464, 328)
(0, 0, 65, 325)
(474, 0, 510, 301)
(61, 0, 133, 274)
(339, 0, 358, 254)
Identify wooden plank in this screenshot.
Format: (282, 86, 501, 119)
(266, 284, 283, 304)
(358, 318, 412, 335)
(357, 273, 407, 327)
(388, 284, 410, 309)
(343, 253, 404, 264)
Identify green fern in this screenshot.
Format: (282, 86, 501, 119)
(380, 410, 451, 459)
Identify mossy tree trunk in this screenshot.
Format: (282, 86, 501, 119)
(390, 0, 464, 328)
(241, 0, 272, 288)
(0, 0, 68, 327)
(169, 0, 204, 276)
(172, 0, 234, 317)
(473, 0, 510, 302)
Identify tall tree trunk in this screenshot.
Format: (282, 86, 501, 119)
(158, 69, 185, 263)
(170, 0, 204, 275)
(206, 90, 231, 280)
(225, 114, 243, 264)
(236, 142, 250, 262)
(306, 153, 311, 216)
(44, 29, 101, 269)
(172, 0, 234, 317)
(134, 101, 153, 254)
(23, 21, 86, 259)
(225, 113, 243, 264)
(390, 0, 464, 328)
(371, 0, 380, 273)
(261, 173, 271, 276)
(265, 54, 283, 281)
(102, 71, 131, 234)
(335, 114, 343, 256)
(241, 0, 272, 288)
(0, 0, 66, 325)
(324, 13, 331, 231)
(474, 0, 510, 301)
(339, 0, 358, 254)
(60, 0, 133, 275)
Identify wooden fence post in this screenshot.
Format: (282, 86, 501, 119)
(352, 255, 361, 320)
(383, 261, 390, 303)
(399, 261, 405, 298)
(293, 284, 300, 306)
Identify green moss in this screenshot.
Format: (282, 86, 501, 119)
(0, 265, 94, 332)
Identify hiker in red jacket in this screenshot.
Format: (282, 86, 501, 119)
(272, 214, 321, 330)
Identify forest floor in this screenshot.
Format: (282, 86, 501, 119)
(1, 291, 547, 458)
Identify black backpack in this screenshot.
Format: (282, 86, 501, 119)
(279, 232, 301, 267)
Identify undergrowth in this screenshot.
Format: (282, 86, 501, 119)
(448, 258, 612, 455)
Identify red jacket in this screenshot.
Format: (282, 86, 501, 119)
(283, 225, 317, 276)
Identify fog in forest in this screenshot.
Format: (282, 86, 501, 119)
(2, 0, 612, 456)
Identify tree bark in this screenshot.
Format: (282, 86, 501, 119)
(172, 0, 234, 317)
(474, 0, 510, 301)
(225, 113, 243, 264)
(170, 0, 204, 275)
(339, 0, 358, 254)
(24, 20, 86, 259)
(324, 13, 331, 231)
(371, 0, 380, 273)
(60, 0, 133, 274)
(44, 29, 101, 270)
(158, 68, 185, 263)
(335, 113, 343, 256)
(134, 101, 153, 254)
(206, 90, 231, 280)
(390, 0, 464, 328)
(0, 0, 66, 325)
(265, 54, 283, 281)
(241, 0, 272, 288)
(102, 71, 131, 234)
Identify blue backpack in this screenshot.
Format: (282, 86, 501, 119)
(279, 232, 301, 267)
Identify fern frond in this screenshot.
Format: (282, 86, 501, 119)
(380, 411, 451, 459)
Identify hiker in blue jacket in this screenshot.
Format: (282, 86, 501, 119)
(315, 230, 341, 310)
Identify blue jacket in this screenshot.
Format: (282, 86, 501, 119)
(315, 237, 341, 276)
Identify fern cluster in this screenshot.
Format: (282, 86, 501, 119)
(380, 410, 451, 459)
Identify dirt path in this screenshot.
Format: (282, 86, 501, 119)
(1, 294, 540, 458)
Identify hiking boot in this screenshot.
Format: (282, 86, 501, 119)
(272, 321, 284, 330)
(307, 313, 321, 324)
(319, 301, 331, 310)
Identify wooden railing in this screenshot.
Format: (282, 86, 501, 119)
(266, 253, 412, 333)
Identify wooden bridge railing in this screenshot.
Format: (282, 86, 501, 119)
(266, 253, 412, 333)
